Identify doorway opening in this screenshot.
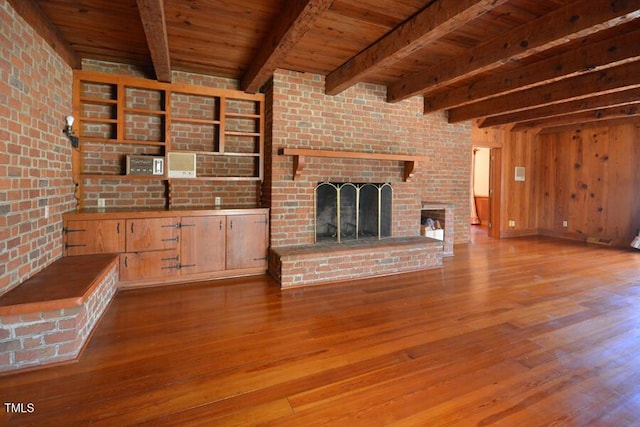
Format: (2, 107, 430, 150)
(471, 146, 501, 239)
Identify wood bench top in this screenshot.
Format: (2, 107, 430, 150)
(0, 254, 119, 316)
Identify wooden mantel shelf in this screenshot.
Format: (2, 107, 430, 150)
(279, 148, 429, 182)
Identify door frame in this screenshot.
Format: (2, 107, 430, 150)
(488, 147, 502, 238)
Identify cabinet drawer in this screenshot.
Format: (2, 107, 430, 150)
(125, 218, 180, 252)
(64, 220, 125, 255)
(120, 250, 180, 281)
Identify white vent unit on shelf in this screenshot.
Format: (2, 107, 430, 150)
(167, 152, 196, 178)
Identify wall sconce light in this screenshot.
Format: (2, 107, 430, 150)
(63, 115, 79, 148)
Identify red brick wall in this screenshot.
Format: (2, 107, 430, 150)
(266, 70, 471, 248)
(0, 1, 75, 296)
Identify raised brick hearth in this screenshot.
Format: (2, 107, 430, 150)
(270, 237, 443, 288)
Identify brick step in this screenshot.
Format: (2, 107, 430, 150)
(269, 236, 443, 288)
(0, 254, 119, 373)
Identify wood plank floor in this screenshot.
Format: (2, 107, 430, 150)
(2, 230, 640, 426)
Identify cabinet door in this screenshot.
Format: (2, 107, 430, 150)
(126, 218, 180, 252)
(120, 250, 180, 281)
(180, 216, 226, 274)
(64, 220, 125, 256)
(226, 214, 268, 270)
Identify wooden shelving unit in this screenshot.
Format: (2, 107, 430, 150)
(279, 148, 430, 182)
(71, 71, 265, 208)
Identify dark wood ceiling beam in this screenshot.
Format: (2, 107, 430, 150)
(7, 0, 81, 69)
(324, 0, 508, 96)
(425, 27, 640, 113)
(137, 0, 172, 83)
(241, 0, 334, 93)
(387, 0, 640, 103)
(447, 60, 640, 123)
(480, 87, 640, 128)
(510, 102, 640, 131)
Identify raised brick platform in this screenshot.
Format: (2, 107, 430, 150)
(269, 236, 443, 288)
(0, 254, 119, 374)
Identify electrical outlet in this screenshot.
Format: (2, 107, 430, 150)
(44, 206, 49, 219)
(215, 197, 222, 206)
(97, 198, 105, 208)
(562, 220, 568, 228)
(508, 220, 516, 227)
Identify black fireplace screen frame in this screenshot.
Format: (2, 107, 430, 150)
(315, 182, 392, 243)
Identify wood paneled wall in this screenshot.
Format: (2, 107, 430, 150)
(536, 122, 640, 247)
(473, 121, 640, 247)
(472, 127, 538, 238)
(503, 131, 538, 237)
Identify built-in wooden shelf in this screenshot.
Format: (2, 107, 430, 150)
(123, 108, 166, 116)
(80, 174, 261, 182)
(72, 70, 265, 208)
(226, 112, 261, 118)
(172, 150, 260, 157)
(279, 148, 429, 182)
(80, 174, 166, 181)
(168, 176, 262, 181)
(171, 117, 221, 125)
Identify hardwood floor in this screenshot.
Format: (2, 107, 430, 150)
(2, 233, 640, 426)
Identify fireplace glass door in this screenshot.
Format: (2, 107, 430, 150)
(315, 182, 392, 243)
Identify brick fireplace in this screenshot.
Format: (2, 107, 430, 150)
(264, 70, 472, 288)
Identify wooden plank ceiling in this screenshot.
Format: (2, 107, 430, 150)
(12, 0, 640, 132)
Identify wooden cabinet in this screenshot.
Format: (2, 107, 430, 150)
(180, 216, 226, 274)
(181, 213, 268, 273)
(64, 219, 125, 256)
(121, 217, 180, 281)
(125, 217, 180, 252)
(120, 250, 180, 281)
(226, 214, 269, 270)
(63, 208, 269, 288)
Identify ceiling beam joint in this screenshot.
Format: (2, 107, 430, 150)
(241, 0, 334, 94)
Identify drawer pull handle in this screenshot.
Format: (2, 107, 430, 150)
(63, 228, 86, 233)
(161, 223, 181, 229)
